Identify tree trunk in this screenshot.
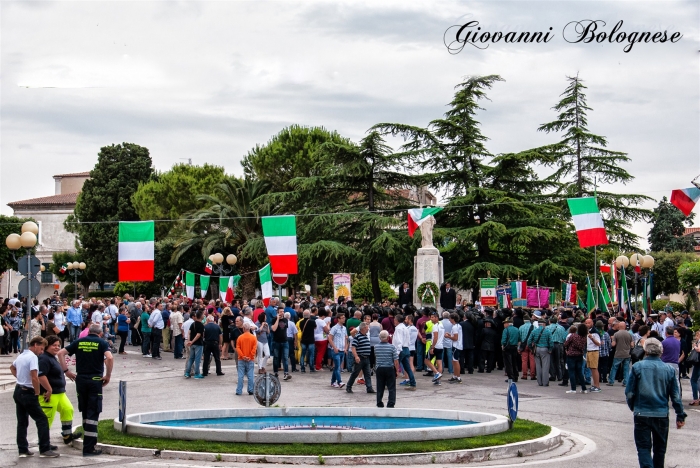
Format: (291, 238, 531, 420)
(311, 273, 318, 297)
(370, 266, 381, 303)
(240, 265, 257, 301)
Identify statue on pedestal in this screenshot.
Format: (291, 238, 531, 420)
(420, 216, 436, 248)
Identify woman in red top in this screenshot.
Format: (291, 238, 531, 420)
(564, 324, 589, 394)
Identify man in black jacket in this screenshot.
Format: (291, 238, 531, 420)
(460, 312, 477, 374)
(398, 283, 413, 308)
(440, 283, 457, 310)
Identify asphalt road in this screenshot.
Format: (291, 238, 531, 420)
(0, 348, 696, 467)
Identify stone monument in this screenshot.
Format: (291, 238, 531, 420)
(413, 216, 444, 308)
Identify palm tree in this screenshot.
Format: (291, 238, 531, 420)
(172, 176, 271, 299)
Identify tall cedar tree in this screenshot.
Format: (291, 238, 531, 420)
(537, 74, 651, 248)
(172, 177, 271, 299)
(375, 76, 591, 290)
(648, 196, 695, 252)
(65, 143, 153, 288)
(258, 131, 416, 301)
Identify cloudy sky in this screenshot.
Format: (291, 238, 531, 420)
(1, 0, 698, 247)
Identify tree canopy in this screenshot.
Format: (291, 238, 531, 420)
(0, 215, 35, 273)
(65, 143, 153, 288)
(648, 196, 695, 252)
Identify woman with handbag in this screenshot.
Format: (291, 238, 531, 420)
(689, 330, 700, 406)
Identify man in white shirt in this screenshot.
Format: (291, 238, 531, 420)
(660, 312, 675, 332)
(393, 314, 416, 389)
(147, 304, 165, 360)
(446, 313, 463, 383)
(425, 311, 445, 383)
(441, 312, 454, 375)
(105, 299, 119, 334)
(11, 336, 58, 458)
(91, 307, 103, 329)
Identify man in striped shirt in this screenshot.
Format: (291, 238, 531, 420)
(547, 316, 567, 382)
(346, 323, 375, 394)
(375, 330, 400, 408)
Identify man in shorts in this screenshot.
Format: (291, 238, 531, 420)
(446, 313, 462, 383)
(424, 311, 444, 384)
(585, 318, 602, 393)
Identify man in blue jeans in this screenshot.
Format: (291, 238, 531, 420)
(66, 300, 82, 343)
(271, 307, 291, 381)
(184, 311, 205, 378)
(608, 320, 633, 387)
(299, 310, 316, 373)
(393, 314, 416, 389)
(626, 338, 686, 468)
(328, 314, 348, 388)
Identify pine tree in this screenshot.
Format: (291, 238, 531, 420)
(648, 196, 695, 252)
(537, 74, 651, 248)
(375, 76, 591, 290)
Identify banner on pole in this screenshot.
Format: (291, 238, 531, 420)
(332, 273, 352, 301)
(480, 278, 498, 306)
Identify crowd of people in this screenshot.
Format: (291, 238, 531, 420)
(2, 288, 696, 465)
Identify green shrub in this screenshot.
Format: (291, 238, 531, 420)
(651, 299, 685, 312)
(88, 290, 113, 298)
(63, 284, 75, 296)
(113, 282, 134, 297)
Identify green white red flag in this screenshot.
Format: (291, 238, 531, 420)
(199, 275, 210, 299)
(204, 259, 213, 274)
(185, 272, 196, 299)
(408, 207, 443, 237)
(561, 282, 577, 303)
(219, 275, 240, 303)
(259, 264, 273, 307)
(118, 221, 154, 281)
(59, 263, 67, 274)
(567, 197, 608, 248)
(262, 215, 298, 274)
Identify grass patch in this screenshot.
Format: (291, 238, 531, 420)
(94, 419, 550, 456)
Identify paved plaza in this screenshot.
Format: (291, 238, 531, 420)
(0, 350, 697, 467)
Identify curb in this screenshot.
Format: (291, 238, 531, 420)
(72, 427, 562, 465)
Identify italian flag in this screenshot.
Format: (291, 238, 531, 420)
(567, 197, 608, 248)
(259, 264, 273, 307)
(407, 207, 443, 237)
(262, 215, 298, 274)
(199, 275, 210, 299)
(219, 275, 240, 303)
(185, 272, 196, 299)
(59, 263, 68, 274)
(118, 221, 154, 281)
(561, 282, 577, 304)
(204, 259, 213, 274)
(510, 280, 526, 299)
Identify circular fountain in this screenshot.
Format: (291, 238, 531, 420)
(117, 407, 509, 444)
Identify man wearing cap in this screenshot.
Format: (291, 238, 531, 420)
(518, 313, 536, 380)
(501, 317, 519, 382)
(528, 317, 553, 386)
(626, 338, 686, 468)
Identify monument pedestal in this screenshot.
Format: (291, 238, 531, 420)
(413, 247, 444, 308)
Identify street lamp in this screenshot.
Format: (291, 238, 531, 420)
(66, 261, 87, 299)
(5, 221, 40, 350)
(209, 253, 237, 276)
(626, 253, 654, 317)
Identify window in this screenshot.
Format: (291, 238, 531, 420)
(41, 263, 53, 284)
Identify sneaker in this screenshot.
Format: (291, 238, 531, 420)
(606, 382, 614, 386)
(590, 387, 601, 393)
(331, 383, 339, 388)
(283, 374, 291, 381)
(432, 372, 442, 381)
(184, 373, 191, 378)
(338, 382, 345, 389)
(248, 391, 254, 395)
(40, 450, 60, 458)
(216, 373, 225, 376)
(83, 449, 102, 457)
(301, 368, 306, 373)
(580, 389, 589, 394)
(433, 380, 441, 386)
(566, 390, 577, 394)
(153, 356, 162, 360)
(451, 378, 462, 384)
(143, 354, 151, 358)
(423, 371, 434, 377)
(405, 385, 417, 390)
(399, 379, 410, 386)
(18, 451, 34, 457)
(194, 374, 205, 379)
(448, 376, 458, 382)
(357, 379, 365, 385)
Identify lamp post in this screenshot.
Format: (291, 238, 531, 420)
(209, 254, 237, 299)
(627, 253, 654, 318)
(66, 261, 87, 299)
(5, 221, 40, 350)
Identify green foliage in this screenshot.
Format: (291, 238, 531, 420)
(375, 75, 590, 291)
(350, 274, 396, 301)
(113, 282, 134, 297)
(63, 284, 75, 297)
(65, 143, 153, 287)
(536, 74, 651, 248)
(648, 197, 695, 252)
(173, 177, 271, 299)
(94, 418, 550, 456)
(651, 299, 685, 312)
(677, 261, 700, 310)
(132, 163, 226, 239)
(0, 215, 35, 273)
(50, 251, 95, 290)
(88, 290, 113, 298)
(242, 125, 351, 192)
(648, 251, 696, 296)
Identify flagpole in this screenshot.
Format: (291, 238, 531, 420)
(593, 177, 597, 305)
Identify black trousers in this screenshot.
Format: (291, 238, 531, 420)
(118, 331, 128, 354)
(634, 415, 669, 468)
(549, 343, 565, 380)
(76, 375, 103, 454)
(14, 385, 50, 454)
(503, 345, 519, 381)
(347, 356, 373, 391)
(130, 325, 141, 346)
(203, 341, 222, 375)
(479, 350, 496, 372)
(375, 367, 396, 407)
(150, 328, 162, 358)
(461, 348, 475, 374)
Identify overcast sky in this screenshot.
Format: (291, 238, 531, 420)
(1, 0, 698, 248)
